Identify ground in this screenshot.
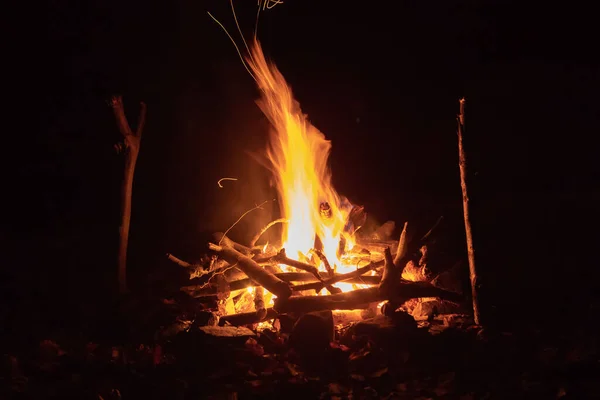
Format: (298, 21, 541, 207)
(1, 290, 598, 400)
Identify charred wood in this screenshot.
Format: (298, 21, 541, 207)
(218, 308, 279, 326)
(208, 243, 293, 299)
(274, 281, 462, 313)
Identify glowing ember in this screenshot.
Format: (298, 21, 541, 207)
(246, 40, 359, 284)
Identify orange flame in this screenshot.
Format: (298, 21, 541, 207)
(246, 40, 355, 277)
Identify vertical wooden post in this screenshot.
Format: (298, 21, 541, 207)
(457, 98, 482, 325)
(110, 96, 146, 294)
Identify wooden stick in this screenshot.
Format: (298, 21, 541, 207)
(183, 272, 381, 297)
(292, 259, 385, 292)
(110, 96, 146, 294)
(253, 286, 267, 321)
(457, 97, 482, 325)
(213, 232, 254, 255)
(208, 243, 293, 299)
(309, 248, 334, 277)
(272, 249, 341, 294)
(393, 222, 408, 267)
(166, 253, 194, 268)
(379, 247, 399, 293)
(274, 281, 462, 313)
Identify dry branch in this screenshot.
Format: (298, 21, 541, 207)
(183, 272, 381, 297)
(111, 95, 146, 294)
(269, 249, 341, 294)
(292, 259, 385, 292)
(213, 232, 254, 255)
(274, 281, 461, 313)
(208, 243, 293, 299)
(457, 97, 482, 325)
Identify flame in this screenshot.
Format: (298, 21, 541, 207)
(246, 40, 356, 278)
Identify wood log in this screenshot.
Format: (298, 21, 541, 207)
(183, 273, 382, 297)
(218, 308, 279, 326)
(208, 243, 293, 299)
(310, 248, 334, 277)
(270, 249, 341, 294)
(273, 281, 462, 313)
(213, 232, 255, 255)
(292, 259, 385, 292)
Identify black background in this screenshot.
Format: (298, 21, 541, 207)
(4, 0, 599, 328)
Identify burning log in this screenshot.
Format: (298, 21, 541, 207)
(183, 272, 382, 298)
(208, 243, 293, 299)
(292, 259, 385, 292)
(213, 232, 255, 255)
(273, 281, 462, 314)
(266, 249, 341, 294)
(218, 308, 279, 326)
(253, 286, 267, 321)
(268, 249, 321, 277)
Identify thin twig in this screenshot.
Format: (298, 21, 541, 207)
(250, 218, 289, 247)
(219, 200, 272, 246)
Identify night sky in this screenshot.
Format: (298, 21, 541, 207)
(5, 1, 599, 326)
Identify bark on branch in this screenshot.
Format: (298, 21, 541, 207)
(111, 95, 146, 294)
(208, 243, 293, 299)
(273, 281, 462, 313)
(457, 97, 482, 325)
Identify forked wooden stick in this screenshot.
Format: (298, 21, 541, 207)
(111, 96, 146, 294)
(457, 97, 482, 325)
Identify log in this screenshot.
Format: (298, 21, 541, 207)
(292, 259, 385, 292)
(270, 249, 341, 294)
(208, 243, 293, 299)
(273, 281, 462, 313)
(270, 249, 321, 277)
(183, 273, 381, 297)
(218, 308, 279, 326)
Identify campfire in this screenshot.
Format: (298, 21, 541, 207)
(170, 40, 462, 330)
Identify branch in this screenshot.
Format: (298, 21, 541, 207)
(208, 243, 293, 299)
(457, 97, 482, 325)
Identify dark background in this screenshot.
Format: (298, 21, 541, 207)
(3, 0, 599, 329)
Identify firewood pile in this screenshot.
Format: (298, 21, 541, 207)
(168, 211, 463, 331)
